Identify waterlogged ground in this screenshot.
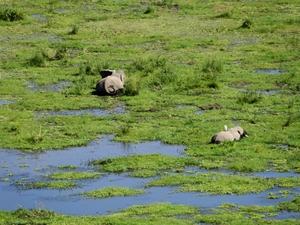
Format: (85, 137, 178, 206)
(0, 135, 186, 215)
(0, 0, 299, 224)
(1, 135, 299, 220)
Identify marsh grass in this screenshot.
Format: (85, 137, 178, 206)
(27, 127, 47, 144)
(119, 202, 199, 216)
(14, 180, 77, 190)
(146, 172, 300, 195)
(28, 51, 47, 67)
(0, 0, 300, 221)
(68, 24, 79, 35)
(201, 58, 223, 89)
(90, 154, 198, 172)
(130, 170, 159, 178)
(124, 76, 139, 96)
(1, 201, 300, 224)
(49, 46, 67, 61)
(241, 18, 253, 29)
(45, 171, 101, 180)
(0, 8, 24, 21)
(57, 165, 77, 169)
(237, 91, 262, 104)
(215, 11, 232, 19)
(81, 187, 145, 199)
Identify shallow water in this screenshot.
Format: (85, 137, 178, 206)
(0, 100, 17, 105)
(174, 105, 204, 114)
(238, 88, 281, 95)
(26, 80, 71, 92)
(34, 107, 127, 117)
(0, 136, 299, 219)
(254, 69, 284, 75)
(32, 14, 48, 22)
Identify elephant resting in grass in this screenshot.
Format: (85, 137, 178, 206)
(211, 126, 249, 144)
(96, 69, 126, 95)
(96, 76, 124, 95)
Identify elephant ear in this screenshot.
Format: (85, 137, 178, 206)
(112, 70, 126, 84)
(100, 69, 114, 78)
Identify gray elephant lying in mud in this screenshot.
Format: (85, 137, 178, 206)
(96, 69, 126, 95)
(211, 126, 249, 144)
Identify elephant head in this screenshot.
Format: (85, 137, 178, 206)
(96, 76, 124, 95)
(228, 126, 249, 141)
(211, 126, 249, 144)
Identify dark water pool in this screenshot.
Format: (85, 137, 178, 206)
(0, 135, 299, 219)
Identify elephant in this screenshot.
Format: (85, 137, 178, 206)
(100, 69, 126, 85)
(96, 76, 124, 95)
(211, 126, 249, 144)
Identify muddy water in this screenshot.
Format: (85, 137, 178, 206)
(0, 135, 299, 218)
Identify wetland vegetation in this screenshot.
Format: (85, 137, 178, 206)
(0, 0, 299, 224)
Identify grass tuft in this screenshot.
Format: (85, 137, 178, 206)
(0, 8, 24, 21)
(237, 91, 262, 104)
(68, 24, 79, 35)
(241, 18, 253, 29)
(81, 186, 145, 198)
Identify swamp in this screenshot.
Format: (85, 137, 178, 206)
(0, 0, 299, 224)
